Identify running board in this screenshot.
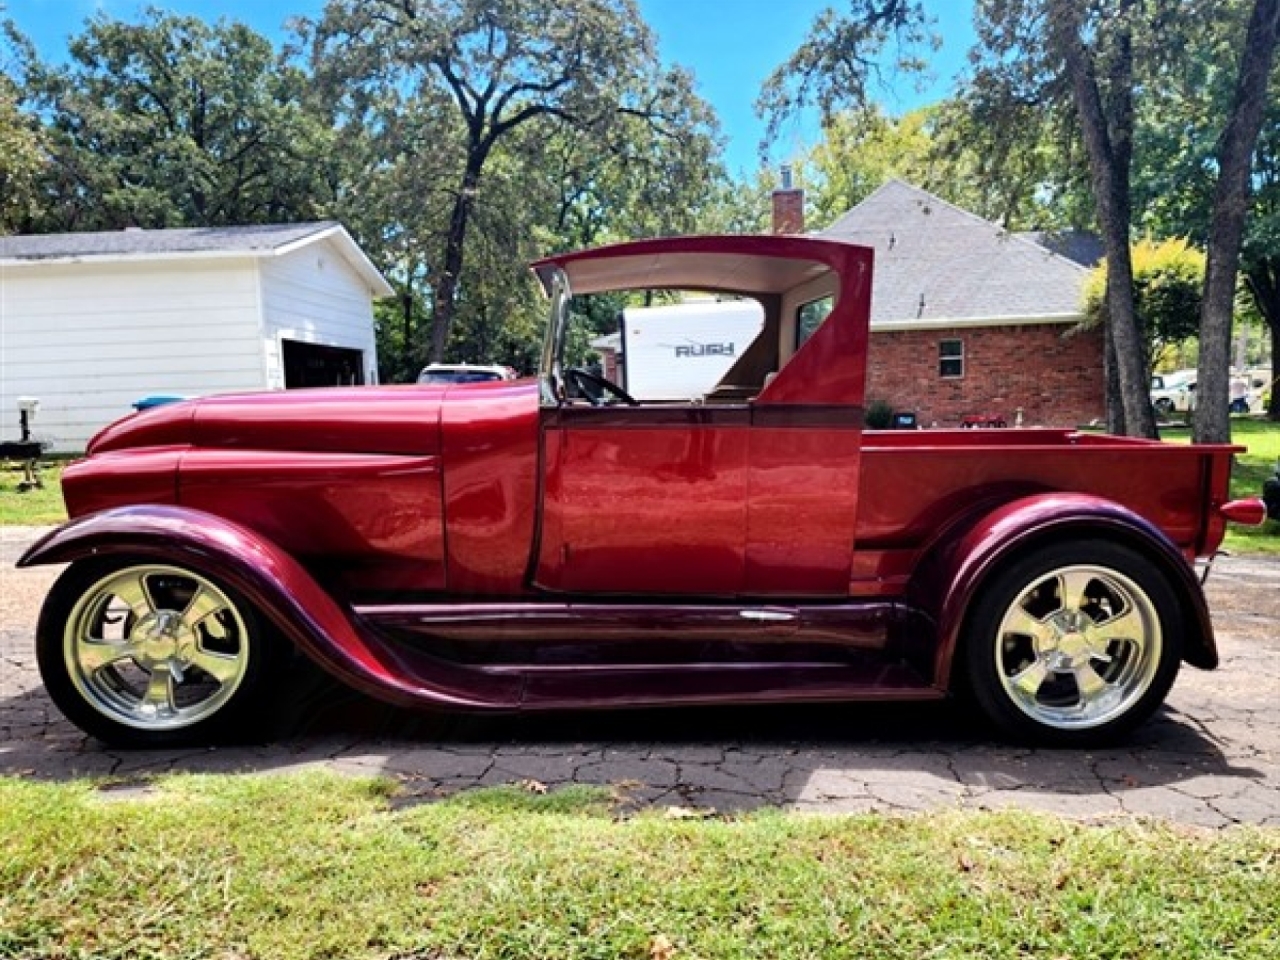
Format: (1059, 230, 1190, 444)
(349, 599, 942, 711)
(518, 661, 941, 710)
(359, 599, 916, 648)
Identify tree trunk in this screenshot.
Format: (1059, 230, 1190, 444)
(1194, 0, 1280, 443)
(1051, 0, 1157, 438)
(1105, 324, 1126, 434)
(1245, 261, 1280, 420)
(1273, 325, 1280, 421)
(430, 153, 485, 362)
(402, 288, 414, 351)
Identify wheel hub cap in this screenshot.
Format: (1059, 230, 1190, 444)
(1051, 631, 1092, 668)
(131, 611, 193, 668)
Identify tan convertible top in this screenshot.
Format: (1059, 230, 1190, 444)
(531, 234, 869, 297)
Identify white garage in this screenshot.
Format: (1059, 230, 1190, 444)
(0, 222, 393, 452)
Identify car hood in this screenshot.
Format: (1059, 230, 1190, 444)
(87, 385, 451, 457)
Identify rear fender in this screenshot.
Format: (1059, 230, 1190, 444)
(18, 505, 520, 711)
(908, 493, 1217, 689)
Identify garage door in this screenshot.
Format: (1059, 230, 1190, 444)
(282, 340, 365, 388)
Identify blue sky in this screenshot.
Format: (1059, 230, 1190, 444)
(7, 0, 976, 175)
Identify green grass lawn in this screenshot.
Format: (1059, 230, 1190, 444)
(0, 459, 67, 525)
(1, 772, 1278, 960)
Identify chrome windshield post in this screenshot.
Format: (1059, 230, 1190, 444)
(540, 267, 572, 407)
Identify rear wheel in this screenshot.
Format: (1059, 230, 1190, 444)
(36, 558, 286, 747)
(962, 541, 1182, 746)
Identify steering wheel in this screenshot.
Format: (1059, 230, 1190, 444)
(565, 367, 638, 406)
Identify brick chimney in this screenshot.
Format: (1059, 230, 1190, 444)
(771, 164, 804, 234)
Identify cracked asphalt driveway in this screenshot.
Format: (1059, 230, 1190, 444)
(3, 525, 1278, 826)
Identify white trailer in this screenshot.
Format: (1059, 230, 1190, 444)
(618, 299, 764, 401)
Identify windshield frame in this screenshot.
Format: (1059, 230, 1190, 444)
(539, 267, 572, 407)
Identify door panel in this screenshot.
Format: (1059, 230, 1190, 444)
(536, 408, 749, 595)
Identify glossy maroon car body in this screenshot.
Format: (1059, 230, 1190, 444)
(20, 234, 1261, 746)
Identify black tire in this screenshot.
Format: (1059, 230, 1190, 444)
(1153, 398, 1175, 417)
(961, 540, 1182, 747)
(36, 556, 288, 748)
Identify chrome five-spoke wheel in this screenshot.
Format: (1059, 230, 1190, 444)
(65, 565, 250, 731)
(38, 558, 282, 746)
(994, 564, 1161, 730)
(964, 541, 1182, 746)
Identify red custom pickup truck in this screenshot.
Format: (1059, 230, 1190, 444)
(20, 234, 1263, 748)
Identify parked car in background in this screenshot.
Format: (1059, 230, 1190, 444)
(19, 234, 1265, 751)
(1150, 369, 1196, 416)
(418, 363, 516, 385)
(1153, 369, 1270, 416)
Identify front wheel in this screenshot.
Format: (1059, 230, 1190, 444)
(36, 558, 286, 747)
(962, 541, 1182, 747)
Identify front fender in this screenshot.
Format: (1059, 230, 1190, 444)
(908, 493, 1217, 688)
(19, 505, 521, 711)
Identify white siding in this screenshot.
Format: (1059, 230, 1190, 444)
(1, 258, 265, 452)
(259, 240, 380, 388)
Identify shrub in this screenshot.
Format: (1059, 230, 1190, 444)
(865, 399, 894, 429)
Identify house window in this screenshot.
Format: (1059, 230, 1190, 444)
(796, 295, 834, 349)
(939, 339, 964, 378)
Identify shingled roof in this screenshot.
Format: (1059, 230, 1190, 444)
(0, 221, 394, 296)
(821, 180, 1088, 330)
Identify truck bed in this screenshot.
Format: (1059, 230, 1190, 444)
(854, 428, 1239, 592)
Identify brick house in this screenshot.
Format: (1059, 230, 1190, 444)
(818, 180, 1104, 428)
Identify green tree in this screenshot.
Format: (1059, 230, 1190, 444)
(1123, 0, 1280, 420)
(515, 65, 724, 252)
(929, 89, 1094, 231)
(19, 8, 337, 231)
(1041, 0, 1156, 439)
(1190, 0, 1279, 442)
(954, 0, 1279, 441)
(0, 23, 43, 233)
(756, 0, 938, 150)
(326, 89, 465, 382)
(1243, 104, 1280, 418)
(795, 101, 1090, 230)
(798, 106, 934, 226)
(309, 0, 708, 364)
(1082, 237, 1205, 378)
(761, 0, 1159, 435)
(698, 169, 777, 235)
